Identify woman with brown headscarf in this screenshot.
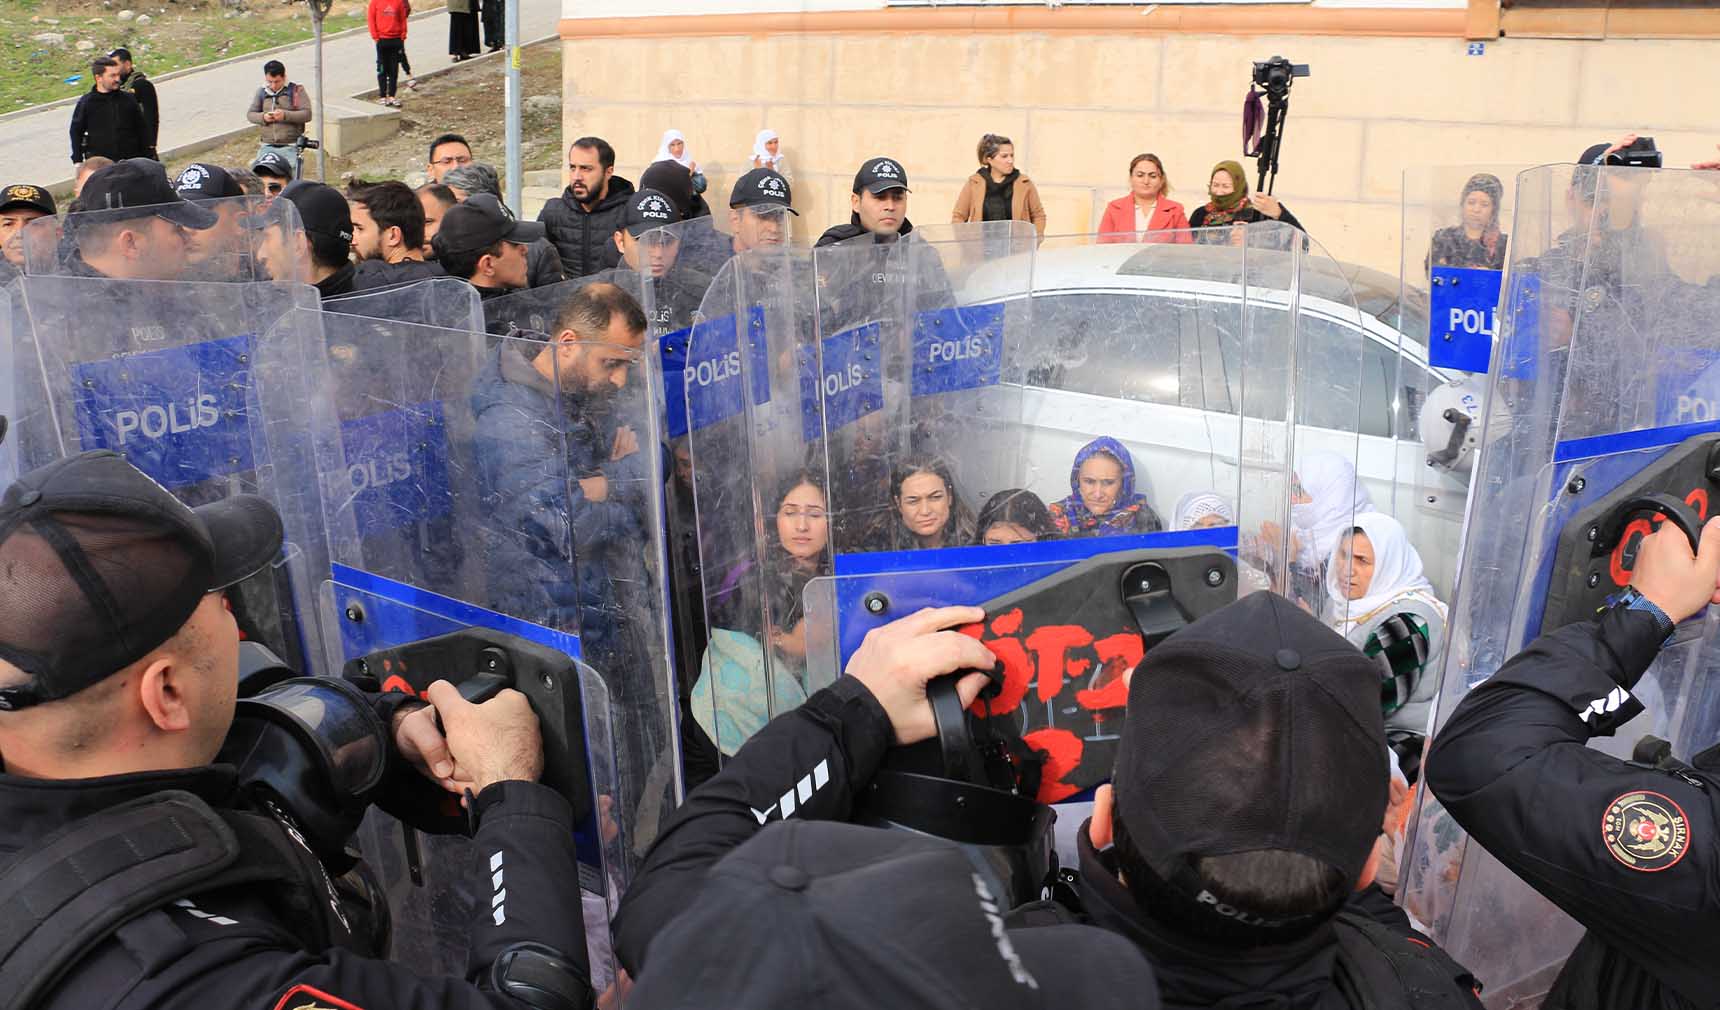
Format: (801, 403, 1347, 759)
(1428, 172, 1508, 272)
(1187, 160, 1304, 244)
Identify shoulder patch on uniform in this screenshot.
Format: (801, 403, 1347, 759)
(272, 984, 367, 1010)
(1602, 790, 1690, 872)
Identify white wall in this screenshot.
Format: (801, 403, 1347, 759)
(563, 0, 1463, 19)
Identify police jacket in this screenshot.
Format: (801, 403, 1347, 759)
(611, 676, 893, 975)
(1426, 604, 1719, 1010)
(0, 760, 587, 1009)
(536, 177, 634, 279)
(69, 88, 150, 163)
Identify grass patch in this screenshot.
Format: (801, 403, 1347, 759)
(0, 0, 443, 111)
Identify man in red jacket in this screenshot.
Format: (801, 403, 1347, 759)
(368, 0, 410, 108)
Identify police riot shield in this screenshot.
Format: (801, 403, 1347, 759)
(687, 219, 1376, 865)
(23, 196, 303, 283)
(1399, 164, 1720, 1004)
(290, 287, 677, 995)
(5, 257, 330, 677)
(325, 276, 483, 331)
(1393, 166, 1527, 597)
(481, 271, 624, 338)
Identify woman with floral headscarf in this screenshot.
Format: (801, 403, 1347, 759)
(1187, 159, 1303, 244)
(1048, 437, 1164, 537)
(1428, 172, 1508, 272)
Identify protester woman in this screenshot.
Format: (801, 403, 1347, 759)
(751, 128, 791, 180)
(1326, 511, 1448, 736)
(1428, 172, 1507, 272)
(1048, 437, 1164, 537)
(1260, 450, 1376, 614)
(654, 128, 707, 195)
(1188, 160, 1303, 243)
(951, 134, 1047, 238)
(1098, 153, 1191, 244)
(688, 472, 831, 777)
(1172, 491, 1236, 530)
(447, 0, 480, 60)
(873, 458, 975, 551)
(973, 488, 1055, 546)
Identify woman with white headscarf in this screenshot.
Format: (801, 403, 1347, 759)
(750, 128, 791, 181)
(1175, 491, 1271, 592)
(653, 128, 706, 195)
(1327, 511, 1448, 737)
(1293, 451, 1377, 569)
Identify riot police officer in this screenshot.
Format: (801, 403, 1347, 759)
(0, 451, 594, 1010)
(1427, 518, 1720, 1009)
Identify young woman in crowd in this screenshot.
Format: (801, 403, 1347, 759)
(751, 128, 790, 180)
(1428, 172, 1508, 271)
(972, 488, 1055, 546)
(687, 472, 831, 778)
(950, 133, 1047, 238)
(1048, 437, 1164, 536)
(1188, 160, 1303, 243)
(1326, 511, 1448, 737)
(654, 128, 707, 195)
(876, 458, 976, 551)
(1098, 153, 1191, 244)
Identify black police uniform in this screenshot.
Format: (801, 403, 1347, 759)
(0, 751, 590, 1009)
(1426, 602, 1718, 1010)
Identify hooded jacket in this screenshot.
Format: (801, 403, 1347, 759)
(536, 175, 635, 279)
(68, 87, 149, 162)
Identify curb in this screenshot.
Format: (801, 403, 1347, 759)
(40, 31, 558, 198)
(0, 4, 451, 126)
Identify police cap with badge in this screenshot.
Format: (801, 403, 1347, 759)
(729, 168, 798, 216)
(0, 184, 55, 217)
(621, 188, 681, 243)
(853, 156, 911, 195)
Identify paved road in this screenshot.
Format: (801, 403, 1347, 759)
(0, 0, 559, 191)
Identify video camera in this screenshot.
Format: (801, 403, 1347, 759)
(1252, 55, 1310, 95)
(295, 136, 321, 152)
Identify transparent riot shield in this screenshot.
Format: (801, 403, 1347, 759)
(482, 271, 625, 338)
(23, 196, 304, 283)
(325, 276, 483, 331)
(6, 270, 329, 676)
(1393, 166, 1527, 597)
(686, 220, 1377, 866)
(1400, 164, 1720, 1004)
(288, 305, 677, 995)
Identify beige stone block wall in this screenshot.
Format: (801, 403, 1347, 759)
(561, 27, 1720, 275)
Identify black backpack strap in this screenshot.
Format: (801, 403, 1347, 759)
(1332, 910, 1484, 1010)
(0, 791, 241, 1010)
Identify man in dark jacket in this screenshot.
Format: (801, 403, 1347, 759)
(538, 136, 634, 278)
(69, 57, 149, 164)
(0, 450, 593, 1010)
(434, 193, 538, 301)
(1427, 518, 1720, 1010)
(444, 162, 566, 289)
(812, 157, 952, 325)
(110, 47, 158, 157)
(349, 179, 446, 291)
(816, 155, 916, 248)
(254, 180, 355, 299)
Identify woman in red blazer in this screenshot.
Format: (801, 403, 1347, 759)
(1097, 153, 1192, 244)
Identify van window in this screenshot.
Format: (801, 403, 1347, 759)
(1018, 292, 1231, 410)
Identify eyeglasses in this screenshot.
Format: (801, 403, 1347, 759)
(432, 155, 474, 168)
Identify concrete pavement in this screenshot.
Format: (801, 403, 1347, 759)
(0, 0, 559, 193)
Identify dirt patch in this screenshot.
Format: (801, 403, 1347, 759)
(169, 38, 560, 188)
(2, 0, 447, 112)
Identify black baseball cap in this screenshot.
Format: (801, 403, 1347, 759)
(435, 193, 543, 254)
(853, 156, 910, 195)
(0, 450, 284, 711)
(1111, 591, 1388, 943)
(625, 820, 1160, 1010)
(77, 159, 218, 230)
(275, 180, 352, 245)
(251, 151, 295, 181)
(729, 167, 798, 216)
(620, 189, 678, 237)
(174, 163, 244, 202)
(0, 184, 55, 216)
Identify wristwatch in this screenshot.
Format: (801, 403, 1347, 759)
(1614, 586, 1675, 640)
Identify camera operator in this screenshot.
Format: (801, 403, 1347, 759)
(0, 450, 593, 1010)
(1427, 518, 1720, 1009)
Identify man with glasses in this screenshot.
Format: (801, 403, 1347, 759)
(251, 151, 294, 199)
(426, 133, 475, 184)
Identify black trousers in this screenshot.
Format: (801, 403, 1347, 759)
(481, 0, 503, 50)
(375, 38, 405, 98)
